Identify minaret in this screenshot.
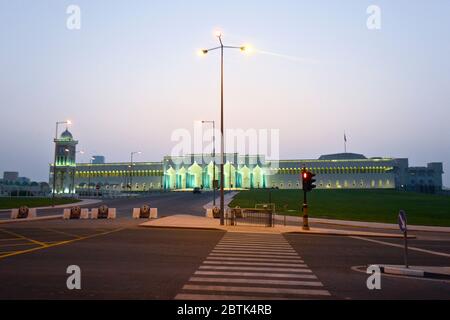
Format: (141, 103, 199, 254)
(52, 128, 78, 194)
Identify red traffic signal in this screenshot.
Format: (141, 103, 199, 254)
(301, 170, 317, 192)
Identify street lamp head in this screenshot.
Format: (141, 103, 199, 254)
(214, 30, 223, 38)
(67, 120, 72, 125)
(240, 45, 254, 54)
(202, 49, 208, 55)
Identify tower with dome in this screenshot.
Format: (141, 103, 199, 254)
(50, 128, 78, 195)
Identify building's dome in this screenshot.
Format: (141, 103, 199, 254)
(60, 129, 73, 140)
(318, 153, 367, 160)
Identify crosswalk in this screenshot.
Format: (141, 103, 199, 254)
(175, 232, 331, 300)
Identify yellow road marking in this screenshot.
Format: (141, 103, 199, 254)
(0, 229, 47, 247)
(0, 228, 125, 260)
(39, 227, 82, 239)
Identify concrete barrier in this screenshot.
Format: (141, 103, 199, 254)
(63, 208, 89, 220)
(11, 207, 37, 219)
(133, 205, 157, 219)
(133, 208, 158, 219)
(91, 206, 116, 219)
(205, 208, 213, 218)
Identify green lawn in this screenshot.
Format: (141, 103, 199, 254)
(229, 189, 450, 227)
(0, 197, 80, 210)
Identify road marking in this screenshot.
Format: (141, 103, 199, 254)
(210, 250, 298, 259)
(207, 256, 304, 263)
(213, 248, 296, 254)
(189, 277, 323, 287)
(218, 242, 293, 248)
(176, 232, 331, 299)
(215, 245, 295, 252)
(195, 270, 317, 279)
(0, 228, 47, 247)
(40, 227, 82, 239)
(175, 293, 289, 300)
(199, 265, 312, 273)
(0, 251, 16, 255)
(218, 239, 292, 244)
(182, 284, 331, 296)
(0, 228, 125, 260)
(222, 237, 287, 242)
(203, 260, 306, 267)
(351, 236, 450, 258)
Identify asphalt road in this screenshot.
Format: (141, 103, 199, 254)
(0, 191, 215, 219)
(0, 192, 449, 300)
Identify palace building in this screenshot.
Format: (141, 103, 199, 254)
(49, 130, 444, 194)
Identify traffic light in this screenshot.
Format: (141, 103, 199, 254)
(302, 170, 317, 192)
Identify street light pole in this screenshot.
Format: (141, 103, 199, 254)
(202, 120, 216, 205)
(52, 120, 70, 206)
(201, 32, 248, 226)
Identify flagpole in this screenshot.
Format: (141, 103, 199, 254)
(344, 132, 347, 153)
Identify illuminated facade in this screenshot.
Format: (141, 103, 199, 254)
(49, 130, 444, 194)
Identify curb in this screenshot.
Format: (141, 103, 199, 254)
(284, 230, 416, 239)
(140, 225, 225, 232)
(380, 266, 450, 280)
(139, 222, 415, 238)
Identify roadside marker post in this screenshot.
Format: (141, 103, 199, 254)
(398, 210, 408, 268)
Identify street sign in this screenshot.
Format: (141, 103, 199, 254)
(398, 210, 407, 232)
(398, 210, 409, 268)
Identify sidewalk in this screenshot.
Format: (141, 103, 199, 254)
(140, 214, 415, 238)
(379, 265, 450, 279)
(275, 214, 450, 233)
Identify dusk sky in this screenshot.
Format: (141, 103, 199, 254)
(0, 0, 449, 186)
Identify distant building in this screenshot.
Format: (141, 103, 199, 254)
(48, 131, 445, 194)
(3, 171, 19, 182)
(0, 171, 49, 196)
(92, 156, 105, 164)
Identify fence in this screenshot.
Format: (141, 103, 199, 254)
(226, 207, 274, 227)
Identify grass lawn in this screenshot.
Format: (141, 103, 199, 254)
(0, 197, 80, 210)
(229, 189, 450, 227)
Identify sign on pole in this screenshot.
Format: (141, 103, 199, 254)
(398, 210, 407, 233)
(398, 210, 409, 268)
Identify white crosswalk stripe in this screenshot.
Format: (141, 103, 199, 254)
(175, 233, 331, 300)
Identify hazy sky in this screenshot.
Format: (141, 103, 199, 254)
(0, 0, 449, 186)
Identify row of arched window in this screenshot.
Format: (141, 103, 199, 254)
(276, 166, 392, 175)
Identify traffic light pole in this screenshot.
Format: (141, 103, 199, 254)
(302, 189, 310, 230)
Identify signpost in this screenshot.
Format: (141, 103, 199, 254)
(398, 210, 408, 268)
